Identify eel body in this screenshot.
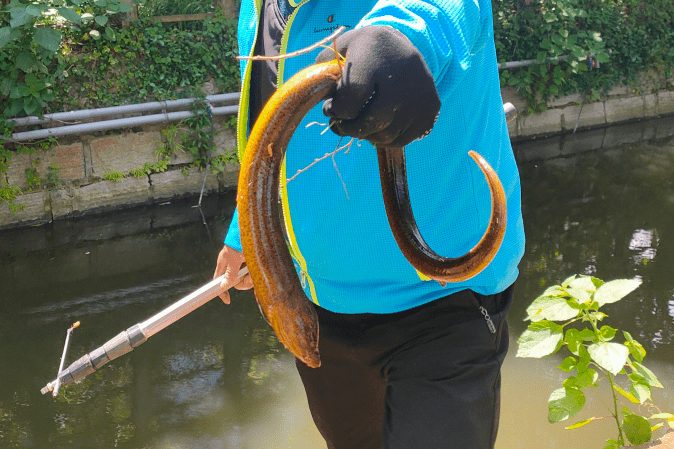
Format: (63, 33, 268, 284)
(238, 59, 507, 368)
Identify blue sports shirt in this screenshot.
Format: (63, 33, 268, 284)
(225, 0, 526, 314)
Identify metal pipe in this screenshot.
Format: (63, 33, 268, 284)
(52, 321, 80, 397)
(6, 105, 238, 142)
(7, 93, 239, 127)
(41, 266, 249, 396)
(498, 55, 570, 70)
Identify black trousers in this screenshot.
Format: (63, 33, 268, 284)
(295, 285, 514, 449)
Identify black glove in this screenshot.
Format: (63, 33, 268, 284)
(315, 26, 440, 147)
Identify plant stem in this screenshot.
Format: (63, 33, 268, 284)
(606, 373, 624, 442)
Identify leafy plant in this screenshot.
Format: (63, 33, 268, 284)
(517, 275, 674, 447)
(493, 0, 674, 112)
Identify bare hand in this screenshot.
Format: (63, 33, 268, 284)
(213, 245, 253, 304)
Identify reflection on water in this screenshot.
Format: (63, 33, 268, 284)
(1, 118, 674, 448)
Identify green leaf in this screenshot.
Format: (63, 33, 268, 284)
(95, 15, 108, 26)
(599, 326, 617, 341)
(105, 26, 115, 40)
(15, 52, 37, 72)
(118, 2, 132, 12)
(548, 387, 585, 423)
(558, 356, 577, 372)
(623, 414, 652, 446)
(25, 4, 46, 16)
(34, 28, 62, 52)
(630, 361, 663, 388)
(594, 279, 641, 306)
(516, 321, 564, 358)
(566, 417, 598, 429)
(58, 7, 82, 24)
(526, 295, 579, 322)
(0, 27, 22, 49)
(588, 342, 629, 376)
(10, 7, 33, 28)
(623, 331, 646, 362)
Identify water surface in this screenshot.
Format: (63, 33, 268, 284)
(1, 118, 674, 448)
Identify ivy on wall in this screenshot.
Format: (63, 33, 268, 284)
(0, 4, 240, 212)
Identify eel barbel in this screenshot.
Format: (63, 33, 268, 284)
(237, 59, 507, 368)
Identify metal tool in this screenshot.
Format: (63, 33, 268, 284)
(41, 267, 249, 396)
(51, 321, 80, 397)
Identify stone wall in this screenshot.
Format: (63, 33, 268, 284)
(2, 84, 674, 231)
(1, 116, 239, 230)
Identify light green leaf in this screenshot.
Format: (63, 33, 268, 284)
(516, 321, 564, 358)
(630, 382, 651, 403)
(569, 276, 599, 293)
(561, 275, 577, 287)
(526, 295, 579, 322)
(95, 15, 109, 26)
(649, 413, 674, 420)
(548, 387, 585, 423)
(630, 361, 663, 388)
(542, 285, 566, 297)
(566, 417, 598, 429)
(58, 7, 82, 24)
(564, 285, 592, 304)
(34, 28, 62, 52)
(594, 279, 641, 306)
(588, 342, 629, 376)
(613, 383, 640, 404)
(623, 414, 652, 446)
(565, 328, 583, 355)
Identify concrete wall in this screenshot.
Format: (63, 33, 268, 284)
(2, 84, 674, 231)
(1, 116, 239, 230)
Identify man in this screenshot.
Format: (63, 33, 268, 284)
(214, 1, 525, 448)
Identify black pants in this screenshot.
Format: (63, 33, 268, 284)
(295, 286, 514, 449)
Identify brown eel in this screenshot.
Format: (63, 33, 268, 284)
(237, 59, 507, 368)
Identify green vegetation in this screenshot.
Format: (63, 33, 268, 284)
(517, 275, 674, 448)
(0, 2, 239, 211)
(493, 0, 674, 112)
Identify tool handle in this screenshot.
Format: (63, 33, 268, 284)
(41, 267, 249, 395)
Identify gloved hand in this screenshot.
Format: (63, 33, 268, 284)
(315, 25, 441, 147)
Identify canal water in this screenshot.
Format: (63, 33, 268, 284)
(1, 117, 674, 448)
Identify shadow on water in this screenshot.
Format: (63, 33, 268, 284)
(1, 116, 674, 448)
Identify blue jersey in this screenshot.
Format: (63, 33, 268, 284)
(225, 0, 526, 314)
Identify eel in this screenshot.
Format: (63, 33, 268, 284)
(237, 59, 507, 368)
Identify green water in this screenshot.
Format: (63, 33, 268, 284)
(1, 118, 673, 448)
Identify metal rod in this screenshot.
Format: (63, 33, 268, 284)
(6, 105, 238, 143)
(7, 93, 239, 127)
(52, 321, 80, 397)
(40, 266, 248, 396)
